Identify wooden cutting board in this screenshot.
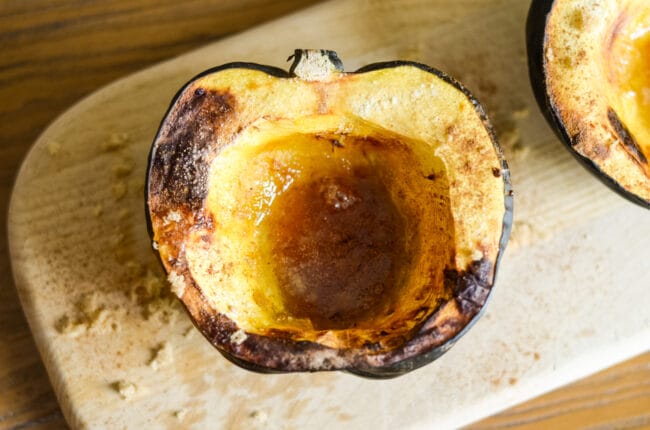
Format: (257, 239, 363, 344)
(8, 0, 650, 428)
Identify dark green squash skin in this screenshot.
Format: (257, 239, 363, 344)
(145, 54, 513, 378)
(526, 0, 650, 209)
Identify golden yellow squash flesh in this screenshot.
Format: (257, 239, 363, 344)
(146, 50, 512, 377)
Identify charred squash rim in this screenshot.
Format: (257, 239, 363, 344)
(526, 0, 650, 209)
(145, 52, 513, 378)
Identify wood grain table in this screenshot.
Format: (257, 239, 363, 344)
(1, 1, 648, 429)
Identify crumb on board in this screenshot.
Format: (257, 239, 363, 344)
(510, 140, 531, 161)
(93, 204, 103, 217)
(55, 293, 111, 336)
(508, 220, 551, 250)
(112, 181, 128, 200)
(174, 409, 188, 421)
(498, 125, 520, 150)
(55, 314, 87, 337)
(512, 107, 530, 119)
(46, 140, 62, 156)
(497, 122, 532, 162)
(249, 410, 268, 423)
(103, 132, 130, 152)
(112, 160, 134, 177)
(128, 268, 180, 323)
(142, 270, 165, 299)
(110, 231, 126, 247)
(113, 380, 138, 400)
(144, 299, 178, 324)
(149, 342, 173, 371)
(55, 266, 182, 338)
(118, 208, 131, 220)
(125, 260, 146, 278)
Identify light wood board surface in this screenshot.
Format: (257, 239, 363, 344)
(5, 0, 650, 429)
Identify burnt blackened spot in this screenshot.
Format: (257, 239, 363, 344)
(607, 108, 648, 166)
(444, 258, 493, 315)
(570, 131, 581, 147)
(426, 173, 438, 181)
(362, 340, 383, 351)
(492, 167, 501, 177)
(329, 139, 344, 153)
(313, 134, 345, 152)
(150, 89, 236, 212)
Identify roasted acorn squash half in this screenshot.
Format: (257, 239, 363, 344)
(527, 0, 650, 207)
(146, 50, 512, 377)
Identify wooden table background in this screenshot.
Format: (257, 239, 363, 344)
(0, 1, 648, 429)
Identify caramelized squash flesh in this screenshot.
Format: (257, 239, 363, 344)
(190, 116, 454, 349)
